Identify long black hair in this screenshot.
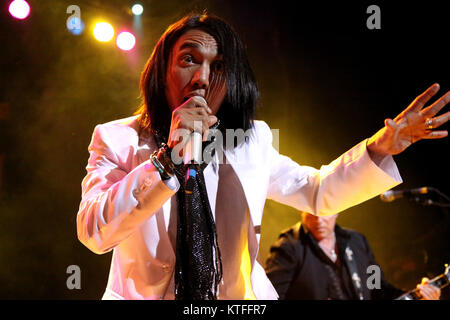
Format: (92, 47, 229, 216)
(136, 13, 259, 143)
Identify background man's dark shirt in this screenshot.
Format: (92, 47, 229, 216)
(265, 223, 405, 300)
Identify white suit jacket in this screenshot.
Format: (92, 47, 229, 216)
(77, 115, 402, 300)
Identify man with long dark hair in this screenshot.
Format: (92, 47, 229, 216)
(76, 13, 449, 300)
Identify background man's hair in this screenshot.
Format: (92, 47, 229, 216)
(136, 13, 259, 142)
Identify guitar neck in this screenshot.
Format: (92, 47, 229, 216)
(396, 272, 450, 300)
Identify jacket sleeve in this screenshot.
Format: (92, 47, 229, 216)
(262, 121, 403, 216)
(265, 233, 300, 299)
(76, 124, 179, 254)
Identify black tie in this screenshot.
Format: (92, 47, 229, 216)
(173, 160, 222, 299)
(153, 122, 223, 300)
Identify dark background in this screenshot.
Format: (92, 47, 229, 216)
(0, 0, 448, 299)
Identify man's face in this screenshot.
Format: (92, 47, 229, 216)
(165, 29, 227, 115)
(302, 212, 338, 241)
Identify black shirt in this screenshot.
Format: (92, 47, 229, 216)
(265, 222, 405, 300)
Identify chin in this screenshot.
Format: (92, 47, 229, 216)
(314, 230, 328, 239)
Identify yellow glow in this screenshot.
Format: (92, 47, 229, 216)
(240, 239, 256, 300)
(93, 22, 114, 42)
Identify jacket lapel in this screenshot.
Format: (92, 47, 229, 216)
(223, 146, 265, 230)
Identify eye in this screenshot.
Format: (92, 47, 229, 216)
(180, 54, 194, 65)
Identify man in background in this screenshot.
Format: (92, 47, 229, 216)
(265, 211, 441, 300)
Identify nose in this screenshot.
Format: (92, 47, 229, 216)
(311, 215, 325, 225)
(191, 63, 210, 89)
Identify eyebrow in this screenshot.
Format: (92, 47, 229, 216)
(177, 41, 223, 60)
(178, 42, 200, 52)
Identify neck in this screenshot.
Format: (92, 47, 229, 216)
(318, 231, 335, 245)
(318, 232, 337, 262)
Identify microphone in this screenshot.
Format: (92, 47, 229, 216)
(183, 96, 208, 165)
(183, 97, 207, 193)
(183, 130, 202, 165)
(380, 187, 429, 202)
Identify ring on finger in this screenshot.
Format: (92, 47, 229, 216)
(425, 118, 433, 130)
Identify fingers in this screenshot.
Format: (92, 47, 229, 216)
(384, 118, 405, 134)
(385, 118, 397, 131)
(426, 110, 450, 130)
(405, 83, 440, 113)
(417, 278, 441, 300)
(422, 91, 450, 117)
(193, 108, 217, 141)
(187, 110, 217, 141)
(422, 130, 448, 139)
(170, 96, 217, 146)
(183, 96, 212, 114)
(417, 284, 441, 300)
(417, 285, 431, 300)
(202, 115, 218, 141)
(167, 127, 190, 151)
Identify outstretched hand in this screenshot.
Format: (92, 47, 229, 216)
(367, 83, 449, 156)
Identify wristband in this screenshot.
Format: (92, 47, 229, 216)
(150, 143, 175, 180)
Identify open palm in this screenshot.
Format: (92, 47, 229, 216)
(368, 83, 450, 156)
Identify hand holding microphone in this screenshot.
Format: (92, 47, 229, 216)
(167, 95, 217, 164)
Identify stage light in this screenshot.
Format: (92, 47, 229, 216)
(131, 4, 144, 16)
(8, 0, 30, 20)
(116, 32, 136, 51)
(93, 22, 114, 42)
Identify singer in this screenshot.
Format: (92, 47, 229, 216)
(76, 13, 449, 300)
